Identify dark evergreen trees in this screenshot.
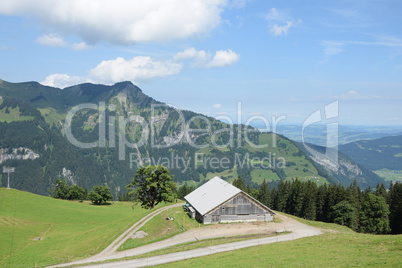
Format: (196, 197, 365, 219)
(257, 179, 271, 207)
(389, 182, 402, 234)
(232, 177, 247, 192)
(359, 193, 390, 234)
(177, 184, 196, 200)
(249, 178, 397, 234)
(331, 201, 356, 230)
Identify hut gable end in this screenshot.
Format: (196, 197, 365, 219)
(208, 192, 267, 216)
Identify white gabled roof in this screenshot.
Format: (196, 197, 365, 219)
(184, 176, 241, 216)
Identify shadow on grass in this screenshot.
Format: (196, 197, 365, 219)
(89, 202, 113, 206)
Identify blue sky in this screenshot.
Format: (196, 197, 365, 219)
(1, 0, 402, 126)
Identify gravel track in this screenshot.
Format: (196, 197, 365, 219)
(49, 207, 322, 268)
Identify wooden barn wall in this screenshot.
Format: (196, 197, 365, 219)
(208, 193, 267, 216)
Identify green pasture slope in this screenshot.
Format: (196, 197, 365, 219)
(0, 99, 34, 123)
(162, 219, 402, 268)
(119, 206, 199, 251)
(0, 188, 164, 267)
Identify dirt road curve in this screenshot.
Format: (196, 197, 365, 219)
(49, 207, 322, 268)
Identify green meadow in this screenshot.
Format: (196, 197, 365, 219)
(0, 188, 165, 267)
(119, 206, 199, 251)
(161, 218, 402, 268)
(2, 187, 402, 268)
(374, 168, 402, 181)
(0, 105, 34, 122)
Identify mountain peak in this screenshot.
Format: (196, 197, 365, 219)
(113, 81, 142, 92)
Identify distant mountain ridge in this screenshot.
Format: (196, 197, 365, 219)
(0, 79, 158, 111)
(270, 124, 402, 146)
(339, 135, 402, 171)
(0, 79, 385, 195)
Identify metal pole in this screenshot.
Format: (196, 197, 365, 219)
(7, 172, 10, 189)
(3, 167, 14, 190)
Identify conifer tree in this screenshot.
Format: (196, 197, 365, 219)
(389, 182, 402, 234)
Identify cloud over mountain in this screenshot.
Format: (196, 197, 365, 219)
(41, 48, 240, 88)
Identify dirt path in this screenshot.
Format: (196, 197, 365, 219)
(47, 203, 185, 268)
(49, 211, 322, 268)
(83, 214, 322, 268)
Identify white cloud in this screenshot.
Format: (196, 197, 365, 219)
(267, 8, 287, 21)
(213, 103, 222, 109)
(173, 48, 210, 67)
(41, 74, 86, 89)
(208, 49, 240, 67)
(174, 48, 240, 68)
(42, 47, 239, 88)
(42, 56, 182, 88)
(36, 34, 66, 47)
(71, 42, 91, 51)
(269, 21, 293, 36)
(0, 0, 228, 45)
(36, 34, 92, 50)
(266, 8, 300, 36)
(88, 56, 182, 85)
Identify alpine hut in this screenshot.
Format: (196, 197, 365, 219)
(184, 177, 275, 224)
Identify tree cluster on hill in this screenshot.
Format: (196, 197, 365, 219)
(0, 97, 42, 117)
(51, 178, 113, 205)
(236, 177, 402, 235)
(51, 179, 87, 201)
(88, 185, 113, 205)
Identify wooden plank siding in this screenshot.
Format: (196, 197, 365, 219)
(202, 192, 274, 224)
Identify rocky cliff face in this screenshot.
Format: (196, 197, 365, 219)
(0, 148, 39, 164)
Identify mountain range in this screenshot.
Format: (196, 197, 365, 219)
(0, 79, 385, 196)
(339, 135, 402, 182)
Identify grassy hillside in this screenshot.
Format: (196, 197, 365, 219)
(195, 133, 328, 185)
(339, 135, 402, 181)
(374, 169, 402, 182)
(161, 218, 402, 268)
(119, 206, 199, 251)
(339, 135, 402, 170)
(0, 99, 35, 122)
(0, 188, 166, 267)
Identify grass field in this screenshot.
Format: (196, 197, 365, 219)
(3, 187, 402, 268)
(38, 107, 66, 127)
(159, 217, 402, 268)
(0, 188, 168, 267)
(0, 106, 34, 122)
(251, 169, 279, 183)
(374, 169, 402, 181)
(118, 206, 199, 251)
(201, 169, 238, 182)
